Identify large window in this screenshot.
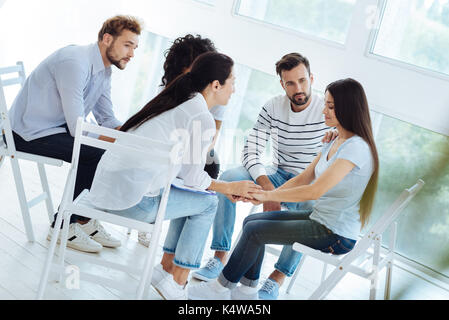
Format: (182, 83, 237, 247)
(368, 114, 449, 277)
(235, 0, 357, 44)
(372, 0, 449, 76)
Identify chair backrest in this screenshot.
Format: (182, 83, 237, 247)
(64, 117, 181, 210)
(0, 62, 26, 153)
(363, 179, 425, 240)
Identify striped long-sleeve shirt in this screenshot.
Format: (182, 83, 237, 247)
(242, 94, 329, 181)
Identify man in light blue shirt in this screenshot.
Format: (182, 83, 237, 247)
(8, 15, 142, 253)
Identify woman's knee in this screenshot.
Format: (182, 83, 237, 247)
(204, 195, 219, 214)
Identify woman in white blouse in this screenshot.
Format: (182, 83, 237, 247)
(88, 52, 261, 300)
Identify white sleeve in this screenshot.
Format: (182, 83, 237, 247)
(177, 112, 216, 190)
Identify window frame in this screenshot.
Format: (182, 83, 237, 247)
(232, 0, 356, 49)
(365, 0, 449, 82)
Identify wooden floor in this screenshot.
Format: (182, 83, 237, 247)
(0, 157, 448, 300)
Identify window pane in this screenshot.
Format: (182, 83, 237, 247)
(235, 0, 357, 44)
(372, 0, 449, 76)
(368, 113, 449, 277)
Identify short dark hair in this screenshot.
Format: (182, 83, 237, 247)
(275, 53, 311, 79)
(161, 34, 217, 86)
(98, 15, 143, 42)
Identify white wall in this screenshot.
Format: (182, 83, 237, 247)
(1, 0, 448, 136)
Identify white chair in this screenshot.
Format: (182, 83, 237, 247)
(286, 179, 425, 300)
(36, 118, 180, 300)
(0, 62, 63, 242)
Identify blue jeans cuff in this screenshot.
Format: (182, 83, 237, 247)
(274, 263, 295, 277)
(218, 273, 238, 290)
(240, 277, 259, 288)
(172, 258, 200, 270)
(163, 247, 176, 254)
(210, 246, 230, 252)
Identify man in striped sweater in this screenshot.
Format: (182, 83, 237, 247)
(193, 53, 332, 299)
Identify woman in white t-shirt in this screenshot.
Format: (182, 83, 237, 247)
(188, 78, 380, 300)
(88, 52, 261, 300)
(138, 34, 226, 247)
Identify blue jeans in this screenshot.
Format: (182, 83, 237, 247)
(211, 166, 314, 276)
(218, 210, 357, 289)
(107, 187, 218, 269)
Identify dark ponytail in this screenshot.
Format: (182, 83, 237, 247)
(121, 52, 234, 132)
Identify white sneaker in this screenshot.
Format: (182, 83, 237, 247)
(231, 285, 259, 300)
(80, 219, 121, 248)
(154, 275, 188, 300)
(188, 281, 231, 300)
(138, 231, 151, 247)
(151, 264, 170, 287)
(47, 223, 102, 253)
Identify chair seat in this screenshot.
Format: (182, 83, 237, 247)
(15, 151, 63, 167)
(69, 189, 154, 234)
(0, 146, 63, 167)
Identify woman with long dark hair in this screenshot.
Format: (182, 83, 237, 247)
(138, 35, 223, 247)
(189, 78, 379, 300)
(88, 52, 261, 300)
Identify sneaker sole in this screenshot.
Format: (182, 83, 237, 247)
(191, 272, 217, 282)
(46, 235, 102, 253)
(154, 285, 187, 300)
(91, 240, 121, 248)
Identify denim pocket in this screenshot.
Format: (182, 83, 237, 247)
(321, 236, 356, 255)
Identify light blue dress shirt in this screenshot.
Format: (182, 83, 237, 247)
(310, 136, 374, 240)
(9, 43, 121, 141)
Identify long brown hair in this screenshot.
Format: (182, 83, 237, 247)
(326, 78, 379, 228)
(121, 52, 234, 132)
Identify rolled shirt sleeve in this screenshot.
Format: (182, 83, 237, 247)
(241, 104, 272, 181)
(92, 78, 122, 129)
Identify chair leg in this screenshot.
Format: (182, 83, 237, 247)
(37, 163, 56, 224)
(137, 223, 164, 299)
(286, 255, 306, 294)
(384, 223, 397, 300)
(321, 263, 328, 284)
(36, 209, 64, 299)
(309, 264, 348, 300)
(9, 156, 35, 242)
(57, 212, 71, 285)
(370, 236, 382, 300)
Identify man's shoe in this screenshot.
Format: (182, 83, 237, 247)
(258, 278, 279, 300)
(151, 263, 170, 287)
(154, 275, 188, 300)
(47, 223, 102, 253)
(192, 257, 224, 282)
(80, 219, 121, 248)
(138, 231, 151, 247)
(231, 285, 259, 300)
(188, 281, 231, 300)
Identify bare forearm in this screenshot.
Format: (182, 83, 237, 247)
(208, 180, 231, 194)
(265, 185, 319, 203)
